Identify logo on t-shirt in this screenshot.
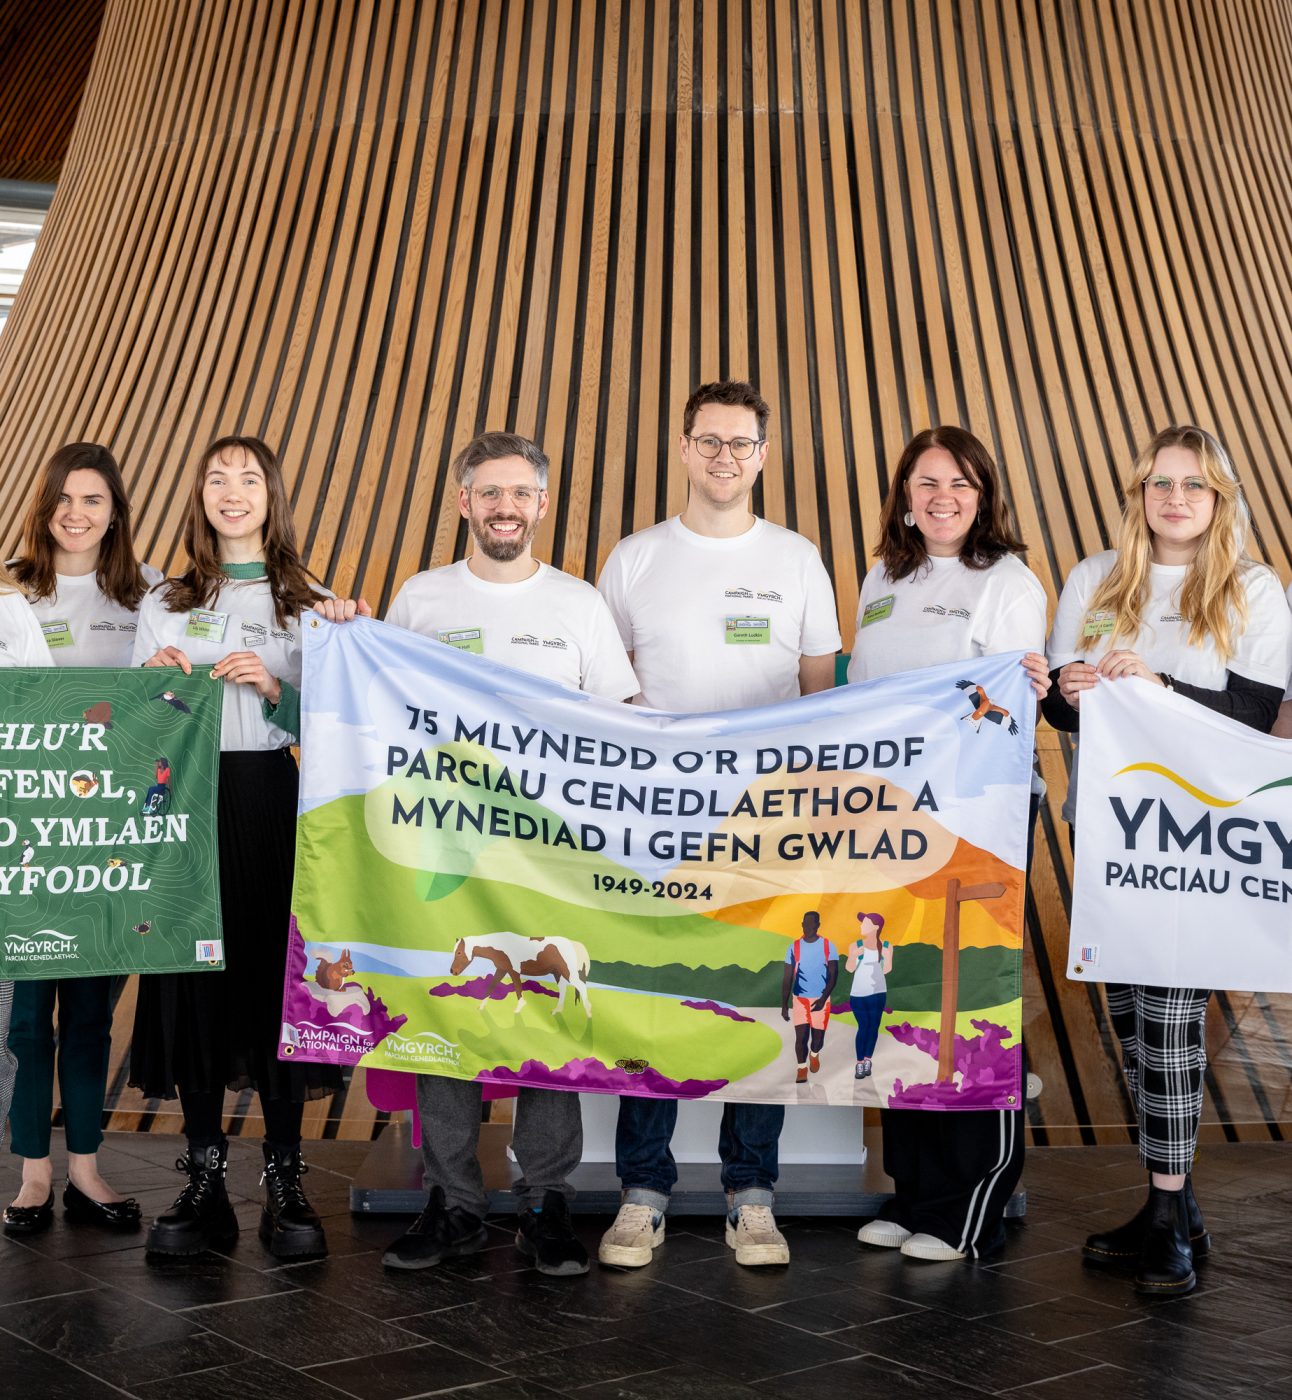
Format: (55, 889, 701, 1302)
(756, 589, 783, 603)
(541, 636, 569, 650)
(921, 604, 971, 620)
(511, 633, 540, 647)
(1159, 612, 1184, 624)
(724, 586, 754, 600)
(89, 621, 119, 633)
(241, 622, 268, 647)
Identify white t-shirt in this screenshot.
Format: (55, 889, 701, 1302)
(386, 559, 638, 701)
(1284, 581, 1292, 701)
(597, 515, 841, 712)
(24, 565, 164, 667)
(0, 589, 48, 666)
(846, 552, 1047, 683)
(848, 943, 889, 997)
(132, 576, 320, 751)
(1047, 550, 1292, 821)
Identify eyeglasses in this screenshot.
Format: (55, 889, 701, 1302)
(1143, 476, 1213, 500)
(687, 434, 764, 461)
(470, 485, 540, 505)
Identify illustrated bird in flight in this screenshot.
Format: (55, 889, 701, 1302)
(955, 679, 1019, 736)
(153, 690, 192, 714)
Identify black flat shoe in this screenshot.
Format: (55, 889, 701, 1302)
(3, 1190, 55, 1236)
(63, 1180, 142, 1230)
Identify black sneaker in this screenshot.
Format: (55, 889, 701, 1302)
(515, 1191, 589, 1276)
(382, 1185, 489, 1271)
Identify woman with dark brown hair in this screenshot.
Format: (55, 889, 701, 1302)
(4, 443, 158, 1238)
(130, 435, 338, 1258)
(847, 425, 1049, 1263)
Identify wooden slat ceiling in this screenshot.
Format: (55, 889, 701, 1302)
(1, 0, 1289, 1143)
(0, 0, 104, 183)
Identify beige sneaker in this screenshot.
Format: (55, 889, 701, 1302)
(725, 1205, 790, 1266)
(598, 1202, 664, 1268)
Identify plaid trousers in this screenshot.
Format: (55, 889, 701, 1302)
(0, 980, 15, 1147)
(1105, 982, 1211, 1175)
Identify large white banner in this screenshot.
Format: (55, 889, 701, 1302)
(1070, 678, 1292, 992)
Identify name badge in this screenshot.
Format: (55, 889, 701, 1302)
(41, 619, 74, 649)
(725, 616, 771, 645)
(860, 594, 895, 627)
(440, 626, 484, 654)
(1082, 611, 1115, 638)
(185, 609, 229, 642)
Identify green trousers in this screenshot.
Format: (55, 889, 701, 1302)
(7, 976, 118, 1158)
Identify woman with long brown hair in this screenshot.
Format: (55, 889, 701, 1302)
(847, 425, 1049, 1263)
(4, 443, 159, 1238)
(1046, 425, 1292, 1296)
(130, 435, 338, 1258)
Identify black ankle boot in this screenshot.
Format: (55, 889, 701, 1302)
(1084, 1174, 1210, 1265)
(146, 1144, 239, 1256)
(1133, 1185, 1195, 1297)
(259, 1142, 327, 1258)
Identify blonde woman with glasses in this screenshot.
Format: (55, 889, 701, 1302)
(1044, 425, 1292, 1297)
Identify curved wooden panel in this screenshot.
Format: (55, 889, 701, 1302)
(2, 0, 1290, 1142)
(0, 0, 104, 182)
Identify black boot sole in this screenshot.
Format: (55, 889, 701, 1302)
(145, 1224, 240, 1256)
(382, 1225, 489, 1271)
(1083, 1231, 1211, 1267)
(515, 1233, 591, 1276)
(1134, 1269, 1197, 1298)
(259, 1210, 328, 1258)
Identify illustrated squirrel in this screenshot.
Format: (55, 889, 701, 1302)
(314, 948, 354, 991)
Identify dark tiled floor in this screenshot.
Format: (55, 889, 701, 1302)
(1, 1133, 1289, 1398)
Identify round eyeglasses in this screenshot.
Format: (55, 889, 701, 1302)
(687, 434, 764, 461)
(1143, 476, 1213, 500)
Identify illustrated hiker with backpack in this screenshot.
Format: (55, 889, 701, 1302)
(780, 911, 839, 1084)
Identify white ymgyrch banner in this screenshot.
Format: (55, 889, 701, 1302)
(1069, 677, 1292, 992)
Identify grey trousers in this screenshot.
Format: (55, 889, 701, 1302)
(0, 980, 15, 1146)
(414, 1073, 582, 1217)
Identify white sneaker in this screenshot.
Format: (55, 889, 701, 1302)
(901, 1232, 965, 1261)
(857, 1217, 912, 1248)
(725, 1205, 790, 1266)
(598, 1202, 664, 1268)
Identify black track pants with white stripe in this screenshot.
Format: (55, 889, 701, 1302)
(878, 1103, 1025, 1256)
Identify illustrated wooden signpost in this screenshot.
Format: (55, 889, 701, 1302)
(938, 877, 1006, 1081)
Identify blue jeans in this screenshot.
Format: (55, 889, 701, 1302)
(615, 1095, 784, 1211)
(850, 992, 886, 1061)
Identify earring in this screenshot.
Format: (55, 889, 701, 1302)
(903, 511, 915, 528)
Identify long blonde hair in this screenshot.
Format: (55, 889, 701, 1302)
(1079, 425, 1252, 662)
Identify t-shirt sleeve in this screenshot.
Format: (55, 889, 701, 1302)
(1285, 582, 1292, 702)
(579, 592, 641, 701)
(130, 590, 166, 666)
(1231, 566, 1292, 691)
(594, 545, 635, 652)
(0, 591, 49, 665)
(385, 582, 411, 631)
(1046, 562, 1094, 670)
(783, 946, 794, 965)
(981, 565, 1047, 655)
(799, 547, 842, 656)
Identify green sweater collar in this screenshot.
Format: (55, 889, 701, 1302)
(220, 561, 268, 580)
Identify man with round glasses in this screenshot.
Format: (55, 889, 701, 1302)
(596, 379, 841, 1268)
(321, 430, 637, 1277)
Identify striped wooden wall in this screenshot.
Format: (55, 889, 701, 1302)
(1, 0, 1290, 1144)
(0, 0, 104, 183)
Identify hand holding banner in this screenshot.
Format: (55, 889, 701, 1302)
(282, 618, 1034, 1109)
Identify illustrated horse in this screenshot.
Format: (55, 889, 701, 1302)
(450, 932, 593, 1017)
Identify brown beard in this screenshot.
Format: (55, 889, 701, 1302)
(469, 512, 537, 562)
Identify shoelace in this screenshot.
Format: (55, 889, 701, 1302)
(736, 1205, 777, 1234)
(262, 1155, 311, 1209)
(615, 1203, 658, 1233)
(171, 1153, 223, 1209)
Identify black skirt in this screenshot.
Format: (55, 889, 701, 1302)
(130, 749, 341, 1102)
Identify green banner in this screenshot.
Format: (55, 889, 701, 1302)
(0, 667, 223, 978)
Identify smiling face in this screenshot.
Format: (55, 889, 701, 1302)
(679, 403, 767, 511)
(459, 455, 548, 562)
(201, 445, 269, 546)
(1142, 443, 1217, 563)
(49, 468, 114, 564)
(904, 446, 981, 557)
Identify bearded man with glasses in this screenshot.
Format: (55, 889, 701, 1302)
(595, 379, 841, 1269)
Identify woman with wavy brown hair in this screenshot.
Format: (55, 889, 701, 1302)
(130, 435, 338, 1259)
(4, 443, 159, 1239)
(1045, 425, 1292, 1297)
(848, 425, 1050, 1264)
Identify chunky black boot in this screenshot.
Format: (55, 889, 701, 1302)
(1084, 1174, 1210, 1265)
(259, 1142, 328, 1258)
(1133, 1185, 1196, 1298)
(146, 1144, 239, 1256)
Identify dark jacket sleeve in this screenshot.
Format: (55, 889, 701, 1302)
(1039, 667, 1282, 735)
(1169, 671, 1283, 733)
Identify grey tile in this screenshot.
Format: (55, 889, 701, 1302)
(500, 1335, 677, 1388)
(78, 1331, 256, 1389)
(304, 1339, 506, 1398)
(72, 1245, 303, 1310)
(0, 1328, 129, 1400)
(133, 1356, 359, 1398)
(753, 1351, 995, 1397)
(0, 1285, 200, 1361)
